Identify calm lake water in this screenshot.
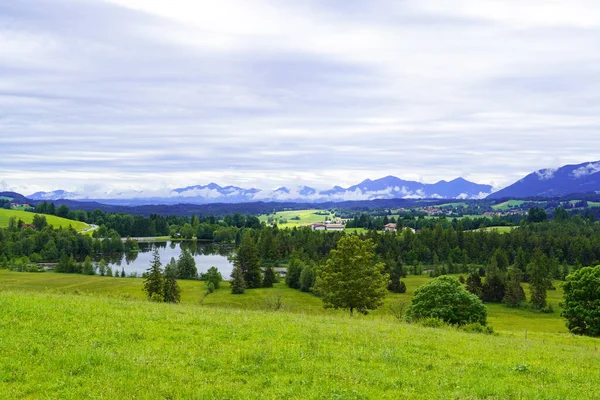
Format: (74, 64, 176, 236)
(105, 241, 234, 278)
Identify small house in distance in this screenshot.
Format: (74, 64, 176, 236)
(384, 223, 397, 232)
(311, 223, 345, 231)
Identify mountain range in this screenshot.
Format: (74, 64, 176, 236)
(25, 160, 600, 205)
(488, 161, 600, 199)
(27, 176, 493, 205)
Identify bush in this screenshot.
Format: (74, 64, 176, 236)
(418, 317, 446, 328)
(459, 323, 495, 335)
(406, 276, 487, 326)
(205, 266, 222, 289)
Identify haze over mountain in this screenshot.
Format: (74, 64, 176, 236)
(487, 161, 600, 199)
(27, 176, 492, 205)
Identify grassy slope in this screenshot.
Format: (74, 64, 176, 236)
(0, 271, 575, 339)
(1, 290, 599, 399)
(0, 209, 89, 231)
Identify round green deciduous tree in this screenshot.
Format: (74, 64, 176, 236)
(561, 265, 600, 337)
(315, 236, 389, 315)
(406, 276, 487, 326)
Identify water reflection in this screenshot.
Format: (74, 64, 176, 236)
(96, 241, 234, 278)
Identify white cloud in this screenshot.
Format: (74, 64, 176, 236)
(1, 0, 600, 195)
(535, 168, 557, 181)
(571, 162, 600, 178)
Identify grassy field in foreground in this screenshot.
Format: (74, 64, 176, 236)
(0, 270, 578, 342)
(1, 290, 599, 399)
(259, 209, 335, 228)
(0, 209, 89, 232)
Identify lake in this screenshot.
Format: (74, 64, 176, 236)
(105, 241, 234, 278)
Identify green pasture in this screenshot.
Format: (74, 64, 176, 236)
(259, 209, 336, 228)
(1, 286, 599, 399)
(0, 270, 574, 338)
(492, 200, 548, 211)
(474, 226, 516, 234)
(437, 201, 469, 208)
(0, 209, 90, 232)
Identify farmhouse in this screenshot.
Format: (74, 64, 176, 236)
(384, 223, 397, 232)
(310, 223, 345, 231)
(324, 224, 345, 231)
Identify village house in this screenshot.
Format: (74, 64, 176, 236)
(384, 223, 397, 232)
(310, 223, 345, 231)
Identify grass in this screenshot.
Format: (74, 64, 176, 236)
(474, 226, 516, 234)
(0, 209, 90, 232)
(492, 200, 548, 211)
(259, 209, 337, 228)
(437, 201, 469, 208)
(0, 270, 575, 337)
(1, 289, 600, 399)
(344, 227, 369, 234)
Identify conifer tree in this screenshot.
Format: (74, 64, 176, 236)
(234, 235, 262, 288)
(465, 272, 483, 299)
(503, 266, 526, 307)
(143, 249, 164, 301)
(262, 264, 277, 288)
(482, 259, 506, 302)
(230, 265, 246, 294)
(177, 249, 197, 279)
(528, 249, 551, 310)
(163, 259, 181, 303)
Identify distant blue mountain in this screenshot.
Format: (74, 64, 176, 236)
(342, 176, 492, 199)
(487, 161, 600, 199)
(27, 176, 492, 205)
(28, 190, 81, 201)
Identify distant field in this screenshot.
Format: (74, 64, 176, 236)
(475, 226, 516, 234)
(1, 279, 599, 398)
(0, 209, 89, 232)
(259, 209, 335, 228)
(492, 200, 547, 211)
(343, 227, 369, 234)
(437, 201, 469, 208)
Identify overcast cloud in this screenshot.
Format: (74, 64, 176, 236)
(1, 0, 600, 196)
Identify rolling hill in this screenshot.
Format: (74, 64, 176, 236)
(0, 209, 90, 232)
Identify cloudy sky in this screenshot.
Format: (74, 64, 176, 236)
(1, 0, 600, 196)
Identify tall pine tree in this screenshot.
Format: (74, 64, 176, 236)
(234, 235, 262, 288)
(230, 265, 246, 294)
(503, 266, 526, 307)
(163, 258, 181, 303)
(528, 249, 551, 310)
(143, 249, 164, 301)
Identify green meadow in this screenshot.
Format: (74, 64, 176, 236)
(0, 209, 90, 232)
(0, 270, 582, 340)
(474, 226, 516, 234)
(259, 209, 336, 228)
(1, 282, 599, 399)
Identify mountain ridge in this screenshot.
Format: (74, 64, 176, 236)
(487, 160, 600, 199)
(27, 175, 492, 205)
